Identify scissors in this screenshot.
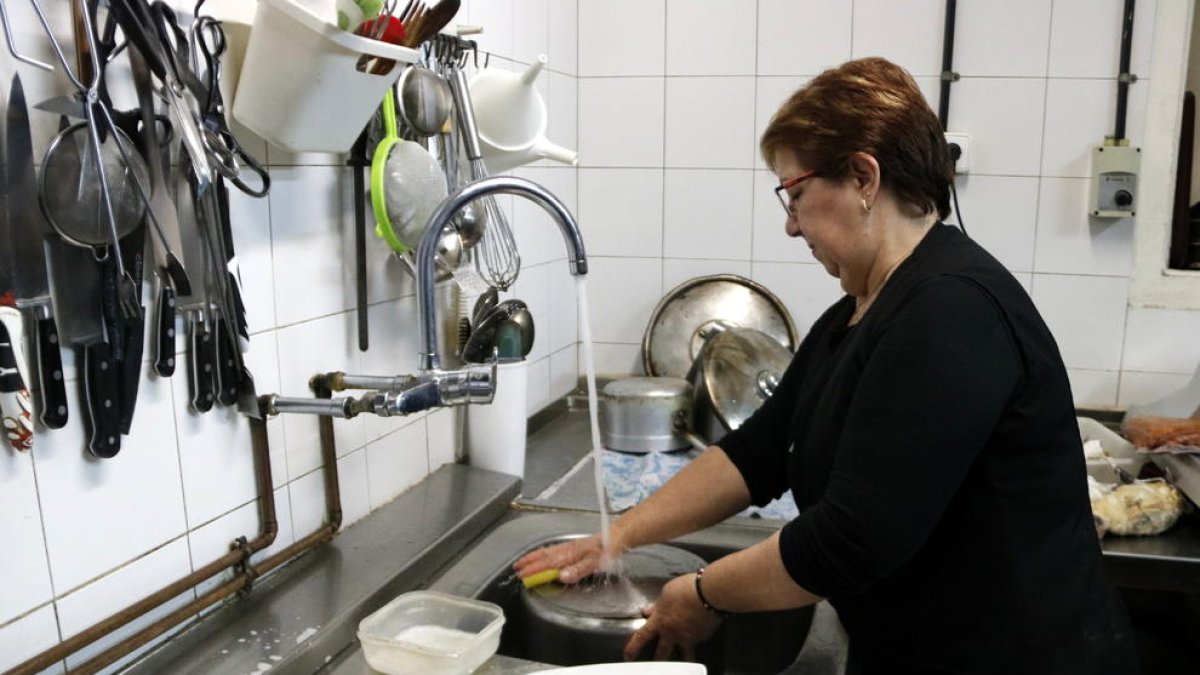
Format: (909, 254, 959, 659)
(190, 13, 270, 197)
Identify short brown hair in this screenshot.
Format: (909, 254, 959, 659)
(760, 57, 952, 220)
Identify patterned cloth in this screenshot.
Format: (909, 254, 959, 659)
(600, 448, 799, 521)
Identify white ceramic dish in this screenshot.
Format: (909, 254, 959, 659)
(533, 664, 706, 675)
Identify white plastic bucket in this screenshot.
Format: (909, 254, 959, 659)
(231, 0, 419, 153)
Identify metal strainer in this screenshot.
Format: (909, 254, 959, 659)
(40, 121, 148, 248)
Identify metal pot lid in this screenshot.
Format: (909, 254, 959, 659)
(642, 275, 798, 379)
(602, 376, 692, 401)
(696, 327, 793, 432)
(525, 545, 706, 619)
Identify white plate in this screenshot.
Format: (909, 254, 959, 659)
(533, 664, 706, 675)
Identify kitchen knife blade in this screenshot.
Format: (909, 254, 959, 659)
(0, 81, 34, 452)
(7, 74, 68, 429)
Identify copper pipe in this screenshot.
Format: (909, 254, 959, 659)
(7, 414, 280, 675)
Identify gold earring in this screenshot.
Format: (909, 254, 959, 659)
(861, 197, 871, 213)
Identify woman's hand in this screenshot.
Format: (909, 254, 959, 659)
(624, 574, 723, 662)
(513, 533, 621, 585)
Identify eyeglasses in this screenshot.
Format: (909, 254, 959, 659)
(774, 169, 819, 217)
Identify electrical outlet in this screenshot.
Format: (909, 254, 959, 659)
(945, 132, 971, 175)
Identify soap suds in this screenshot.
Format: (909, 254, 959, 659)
(269, 655, 282, 662)
(295, 627, 319, 644)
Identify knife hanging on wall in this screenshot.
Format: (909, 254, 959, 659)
(6, 74, 68, 431)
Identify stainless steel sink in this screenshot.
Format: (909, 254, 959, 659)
(427, 510, 814, 674)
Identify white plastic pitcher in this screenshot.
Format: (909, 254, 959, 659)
(468, 55, 579, 173)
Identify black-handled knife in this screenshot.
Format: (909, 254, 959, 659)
(187, 315, 216, 413)
(153, 282, 177, 377)
(82, 343, 122, 458)
(6, 74, 69, 432)
(214, 315, 241, 407)
(33, 316, 67, 429)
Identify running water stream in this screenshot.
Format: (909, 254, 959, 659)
(575, 278, 613, 559)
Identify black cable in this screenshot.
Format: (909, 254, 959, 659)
(950, 175, 967, 236)
(1115, 0, 1136, 140)
(938, 0, 958, 129)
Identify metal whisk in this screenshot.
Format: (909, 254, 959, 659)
(448, 62, 520, 290)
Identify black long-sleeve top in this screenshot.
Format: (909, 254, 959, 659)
(718, 225, 1139, 674)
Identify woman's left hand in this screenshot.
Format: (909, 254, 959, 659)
(623, 573, 724, 662)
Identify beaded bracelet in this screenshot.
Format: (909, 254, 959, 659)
(694, 567, 733, 619)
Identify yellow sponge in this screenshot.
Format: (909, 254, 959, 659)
(521, 568, 561, 589)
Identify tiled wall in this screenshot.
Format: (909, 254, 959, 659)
(575, 0, 1200, 409)
(0, 0, 578, 671)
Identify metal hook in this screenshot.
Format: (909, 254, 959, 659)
(0, 0, 59, 71)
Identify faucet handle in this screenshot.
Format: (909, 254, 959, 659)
(438, 361, 497, 407)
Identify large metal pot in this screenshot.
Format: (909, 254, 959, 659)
(689, 327, 794, 442)
(521, 544, 725, 670)
(599, 377, 695, 453)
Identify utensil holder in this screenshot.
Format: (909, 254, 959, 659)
(467, 360, 529, 479)
(231, 0, 419, 153)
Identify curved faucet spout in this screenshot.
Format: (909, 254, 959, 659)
(417, 176, 589, 371)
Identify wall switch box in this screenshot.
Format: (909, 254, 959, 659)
(944, 132, 970, 174)
(1089, 144, 1140, 218)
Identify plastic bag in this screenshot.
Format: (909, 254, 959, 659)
(1089, 477, 1184, 538)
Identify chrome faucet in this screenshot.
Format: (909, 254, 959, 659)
(263, 176, 589, 420)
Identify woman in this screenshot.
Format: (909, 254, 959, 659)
(515, 57, 1139, 673)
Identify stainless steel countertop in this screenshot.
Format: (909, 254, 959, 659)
(125, 405, 1200, 675)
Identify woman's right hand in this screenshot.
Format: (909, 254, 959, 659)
(513, 533, 621, 585)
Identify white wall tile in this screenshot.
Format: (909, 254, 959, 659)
(549, 263, 580, 352)
(590, 343, 644, 377)
(471, 0, 515, 58)
(36, 370, 186, 593)
(666, 0, 757, 76)
(1067, 369, 1120, 407)
(270, 167, 353, 325)
(186, 485, 296, 597)
(578, 78, 665, 167)
(337, 449, 372, 528)
(757, 0, 851, 77)
(1041, 79, 1149, 178)
(1121, 308, 1200, 374)
(1048, 0, 1157, 79)
(579, 0, 665, 76)
(663, 259, 753, 294)
(547, 72, 579, 157)
(584, 258, 663, 343)
(276, 312, 365, 477)
(513, 0, 550, 65)
(512, 168, 564, 266)
(954, 0, 1051, 77)
(58, 539, 194, 671)
(525, 358, 552, 415)
(0, 604, 61, 674)
(366, 423, 430, 510)
(1118, 371, 1194, 407)
(547, 0, 578, 75)
(751, 262, 844, 339)
(173, 377, 259, 527)
(426, 408, 460, 470)
(1030, 274, 1129, 371)
(288, 467, 333, 538)
(0, 450, 53, 624)
(949, 78, 1046, 176)
(948, 175, 1039, 273)
(550, 346, 579, 399)
(664, 78, 756, 169)
(851, 0, 944, 77)
(752, 170, 811, 264)
(1034, 178, 1135, 277)
(361, 294, 432, 442)
(578, 169, 664, 257)
(227, 189, 277, 333)
(663, 170, 754, 259)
